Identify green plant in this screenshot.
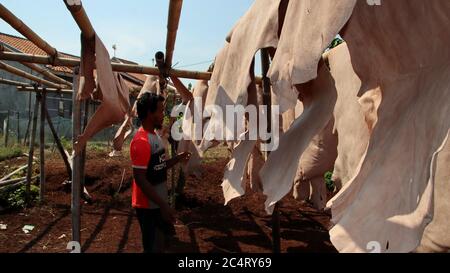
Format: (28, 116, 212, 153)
(0, 145, 24, 162)
(328, 37, 344, 50)
(163, 116, 171, 128)
(324, 171, 336, 192)
(59, 136, 72, 152)
(0, 184, 39, 210)
(87, 141, 109, 153)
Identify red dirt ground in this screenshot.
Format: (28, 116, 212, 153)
(0, 150, 337, 253)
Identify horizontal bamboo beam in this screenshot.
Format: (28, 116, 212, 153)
(166, 0, 183, 68)
(0, 51, 80, 67)
(0, 3, 58, 56)
(64, 0, 95, 39)
(21, 62, 73, 88)
(0, 51, 216, 81)
(1, 43, 72, 87)
(0, 61, 65, 89)
(0, 77, 31, 87)
(17, 86, 73, 94)
(0, 51, 264, 83)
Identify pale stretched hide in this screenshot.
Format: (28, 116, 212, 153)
(198, 45, 229, 153)
(178, 80, 209, 177)
(268, 0, 356, 113)
(416, 132, 450, 253)
(222, 137, 258, 205)
(75, 35, 130, 154)
(111, 75, 162, 154)
(245, 144, 265, 192)
(205, 0, 280, 106)
(261, 64, 337, 214)
(222, 76, 260, 205)
(110, 74, 133, 152)
(244, 85, 266, 193)
(293, 117, 338, 210)
(202, 0, 281, 147)
(328, 0, 450, 253)
(111, 114, 133, 154)
(284, 98, 338, 209)
(141, 75, 162, 96)
(325, 43, 381, 192)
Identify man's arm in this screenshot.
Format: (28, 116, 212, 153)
(133, 168, 176, 223)
(170, 75, 193, 104)
(165, 152, 191, 169)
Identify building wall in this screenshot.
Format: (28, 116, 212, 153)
(1, 62, 136, 142)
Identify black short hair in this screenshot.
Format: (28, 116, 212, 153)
(136, 93, 165, 122)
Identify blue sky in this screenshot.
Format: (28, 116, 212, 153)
(0, 0, 255, 85)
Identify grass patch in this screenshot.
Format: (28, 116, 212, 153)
(87, 141, 110, 153)
(202, 145, 230, 164)
(0, 145, 25, 162)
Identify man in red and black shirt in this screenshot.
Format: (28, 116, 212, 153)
(130, 93, 190, 253)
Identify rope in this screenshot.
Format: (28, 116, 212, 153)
(175, 59, 214, 69)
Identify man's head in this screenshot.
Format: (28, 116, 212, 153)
(137, 93, 165, 130)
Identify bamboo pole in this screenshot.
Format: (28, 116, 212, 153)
(80, 99, 89, 200)
(166, 0, 183, 68)
(71, 67, 82, 246)
(39, 89, 46, 203)
(63, 0, 95, 40)
(0, 61, 65, 89)
(0, 51, 261, 82)
(261, 48, 280, 254)
(23, 62, 71, 87)
(45, 107, 72, 178)
(0, 4, 58, 57)
(0, 165, 28, 182)
(21, 62, 73, 88)
(0, 52, 80, 68)
(0, 176, 38, 188)
(16, 111, 20, 144)
(17, 86, 73, 94)
(0, 45, 72, 87)
(4, 110, 9, 147)
(24, 92, 32, 145)
(25, 91, 40, 204)
(0, 77, 31, 87)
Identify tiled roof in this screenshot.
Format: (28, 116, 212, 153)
(0, 32, 148, 91)
(111, 57, 148, 83)
(0, 32, 76, 74)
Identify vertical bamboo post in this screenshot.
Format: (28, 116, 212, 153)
(170, 93, 176, 208)
(80, 99, 89, 193)
(166, 0, 183, 68)
(261, 48, 280, 253)
(39, 89, 46, 203)
(45, 107, 72, 178)
(4, 110, 9, 147)
(170, 143, 176, 208)
(72, 67, 82, 245)
(16, 111, 20, 144)
(23, 92, 32, 145)
(25, 91, 40, 204)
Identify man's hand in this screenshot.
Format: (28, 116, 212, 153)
(165, 152, 192, 169)
(177, 152, 192, 163)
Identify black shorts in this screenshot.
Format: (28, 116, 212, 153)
(135, 208, 175, 253)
